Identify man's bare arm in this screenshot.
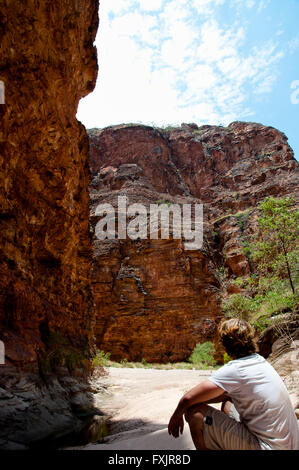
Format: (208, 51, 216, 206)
(168, 380, 225, 438)
(203, 391, 230, 404)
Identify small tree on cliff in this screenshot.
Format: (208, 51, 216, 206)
(249, 196, 298, 295)
(222, 197, 298, 327)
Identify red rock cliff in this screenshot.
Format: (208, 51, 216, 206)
(88, 123, 299, 362)
(0, 0, 99, 449)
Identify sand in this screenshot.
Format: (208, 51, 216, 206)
(66, 367, 217, 450)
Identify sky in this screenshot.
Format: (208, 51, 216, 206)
(77, 0, 299, 160)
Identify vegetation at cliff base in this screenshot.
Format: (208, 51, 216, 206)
(188, 341, 216, 368)
(92, 342, 218, 370)
(222, 197, 298, 332)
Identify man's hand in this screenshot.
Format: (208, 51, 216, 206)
(168, 411, 184, 438)
(168, 380, 225, 439)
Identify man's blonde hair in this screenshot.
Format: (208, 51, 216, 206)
(218, 318, 257, 359)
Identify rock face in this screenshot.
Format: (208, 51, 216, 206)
(0, 0, 99, 448)
(88, 122, 299, 362)
(269, 336, 299, 412)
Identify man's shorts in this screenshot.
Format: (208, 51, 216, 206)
(202, 404, 262, 450)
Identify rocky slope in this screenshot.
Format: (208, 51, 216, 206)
(0, 0, 99, 449)
(88, 122, 299, 362)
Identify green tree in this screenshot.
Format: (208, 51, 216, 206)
(222, 293, 254, 321)
(222, 197, 298, 327)
(189, 342, 216, 368)
(249, 196, 298, 294)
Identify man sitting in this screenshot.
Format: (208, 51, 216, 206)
(168, 318, 299, 450)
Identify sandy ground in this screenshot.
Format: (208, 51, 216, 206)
(67, 367, 217, 450)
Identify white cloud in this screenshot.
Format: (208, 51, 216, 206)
(100, 0, 135, 16)
(192, 0, 225, 15)
(257, 0, 271, 13)
(77, 0, 285, 128)
(138, 0, 164, 11)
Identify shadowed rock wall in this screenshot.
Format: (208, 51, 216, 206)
(0, 0, 99, 449)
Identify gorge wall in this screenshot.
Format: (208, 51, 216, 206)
(0, 0, 298, 448)
(0, 0, 99, 449)
(88, 122, 299, 362)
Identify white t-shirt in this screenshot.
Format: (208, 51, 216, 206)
(209, 353, 299, 450)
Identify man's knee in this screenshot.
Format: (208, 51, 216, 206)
(221, 397, 233, 415)
(185, 404, 207, 425)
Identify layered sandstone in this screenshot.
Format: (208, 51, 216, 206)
(88, 122, 299, 362)
(0, 0, 99, 448)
